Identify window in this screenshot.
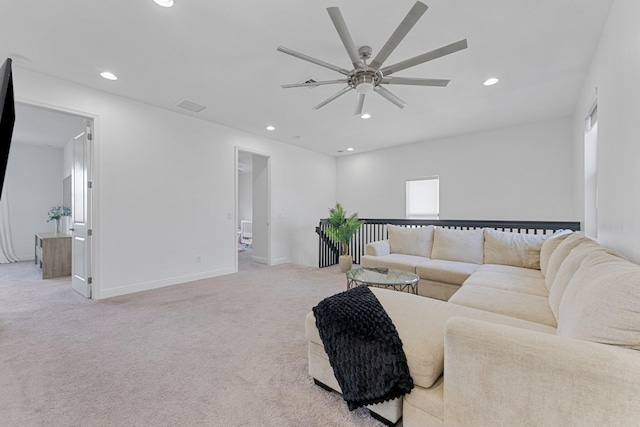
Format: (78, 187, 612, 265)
(584, 102, 598, 239)
(406, 177, 439, 219)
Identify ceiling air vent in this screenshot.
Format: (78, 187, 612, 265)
(176, 100, 207, 113)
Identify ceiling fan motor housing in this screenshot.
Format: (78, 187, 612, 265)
(350, 69, 383, 94)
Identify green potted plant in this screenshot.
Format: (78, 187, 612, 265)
(325, 202, 365, 273)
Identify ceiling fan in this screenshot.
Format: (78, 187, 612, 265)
(277, 1, 467, 115)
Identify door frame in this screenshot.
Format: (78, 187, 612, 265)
(16, 97, 99, 298)
(235, 146, 271, 271)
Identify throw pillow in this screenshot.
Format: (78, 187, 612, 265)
(387, 224, 434, 258)
(431, 227, 484, 264)
(483, 228, 548, 269)
(548, 241, 602, 321)
(557, 251, 640, 350)
(544, 233, 593, 290)
(540, 230, 573, 276)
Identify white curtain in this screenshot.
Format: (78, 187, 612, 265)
(0, 188, 19, 263)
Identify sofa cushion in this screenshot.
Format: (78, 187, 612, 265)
(415, 259, 480, 286)
(368, 288, 555, 389)
(557, 251, 640, 350)
(360, 254, 423, 273)
(402, 377, 444, 422)
(449, 284, 557, 327)
(431, 227, 484, 264)
(483, 229, 547, 269)
(544, 233, 593, 290)
(463, 269, 548, 297)
(548, 241, 603, 321)
(540, 231, 573, 276)
(387, 224, 434, 258)
(476, 263, 543, 278)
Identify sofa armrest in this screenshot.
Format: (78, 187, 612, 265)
(444, 317, 640, 426)
(366, 240, 391, 256)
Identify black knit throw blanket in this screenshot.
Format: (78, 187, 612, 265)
(313, 286, 414, 410)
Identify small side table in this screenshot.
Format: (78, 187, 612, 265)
(346, 267, 419, 295)
(34, 232, 72, 279)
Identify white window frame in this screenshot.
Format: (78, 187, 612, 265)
(406, 176, 440, 220)
(584, 100, 598, 239)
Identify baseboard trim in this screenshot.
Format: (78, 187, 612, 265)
(250, 256, 288, 266)
(95, 267, 236, 299)
(251, 255, 268, 264)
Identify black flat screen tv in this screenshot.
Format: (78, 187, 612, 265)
(0, 58, 15, 201)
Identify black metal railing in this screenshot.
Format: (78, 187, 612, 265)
(316, 219, 581, 268)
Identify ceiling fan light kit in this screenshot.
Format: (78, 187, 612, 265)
(278, 1, 467, 115)
(153, 0, 174, 8)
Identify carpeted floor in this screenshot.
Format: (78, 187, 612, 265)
(0, 260, 388, 426)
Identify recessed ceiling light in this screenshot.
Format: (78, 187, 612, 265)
(100, 71, 118, 81)
(153, 0, 174, 7)
(266, 126, 275, 131)
(361, 113, 372, 119)
(347, 147, 354, 152)
(483, 77, 499, 86)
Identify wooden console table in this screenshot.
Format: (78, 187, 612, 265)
(34, 232, 72, 279)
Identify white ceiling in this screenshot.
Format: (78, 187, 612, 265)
(1, 0, 613, 156)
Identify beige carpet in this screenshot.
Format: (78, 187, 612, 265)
(0, 260, 387, 426)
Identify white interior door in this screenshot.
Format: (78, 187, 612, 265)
(251, 154, 270, 265)
(71, 120, 92, 298)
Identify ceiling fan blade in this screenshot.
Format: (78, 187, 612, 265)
(327, 7, 365, 70)
(281, 79, 348, 89)
(313, 86, 353, 110)
(380, 39, 468, 76)
(277, 46, 351, 76)
(369, 1, 429, 71)
(381, 77, 449, 87)
(374, 86, 407, 109)
(354, 93, 366, 116)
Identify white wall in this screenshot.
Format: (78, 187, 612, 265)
(573, 0, 640, 263)
(14, 69, 335, 298)
(337, 117, 576, 221)
(63, 139, 73, 179)
(4, 143, 64, 259)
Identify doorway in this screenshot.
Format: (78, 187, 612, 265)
(2, 102, 94, 298)
(236, 148, 270, 271)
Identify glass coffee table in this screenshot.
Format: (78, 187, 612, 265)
(346, 267, 420, 295)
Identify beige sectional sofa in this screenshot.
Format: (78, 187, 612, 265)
(361, 224, 552, 301)
(305, 227, 640, 426)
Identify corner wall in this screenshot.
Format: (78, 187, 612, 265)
(336, 117, 576, 222)
(573, 0, 640, 263)
(4, 144, 64, 259)
(13, 69, 335, 298)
